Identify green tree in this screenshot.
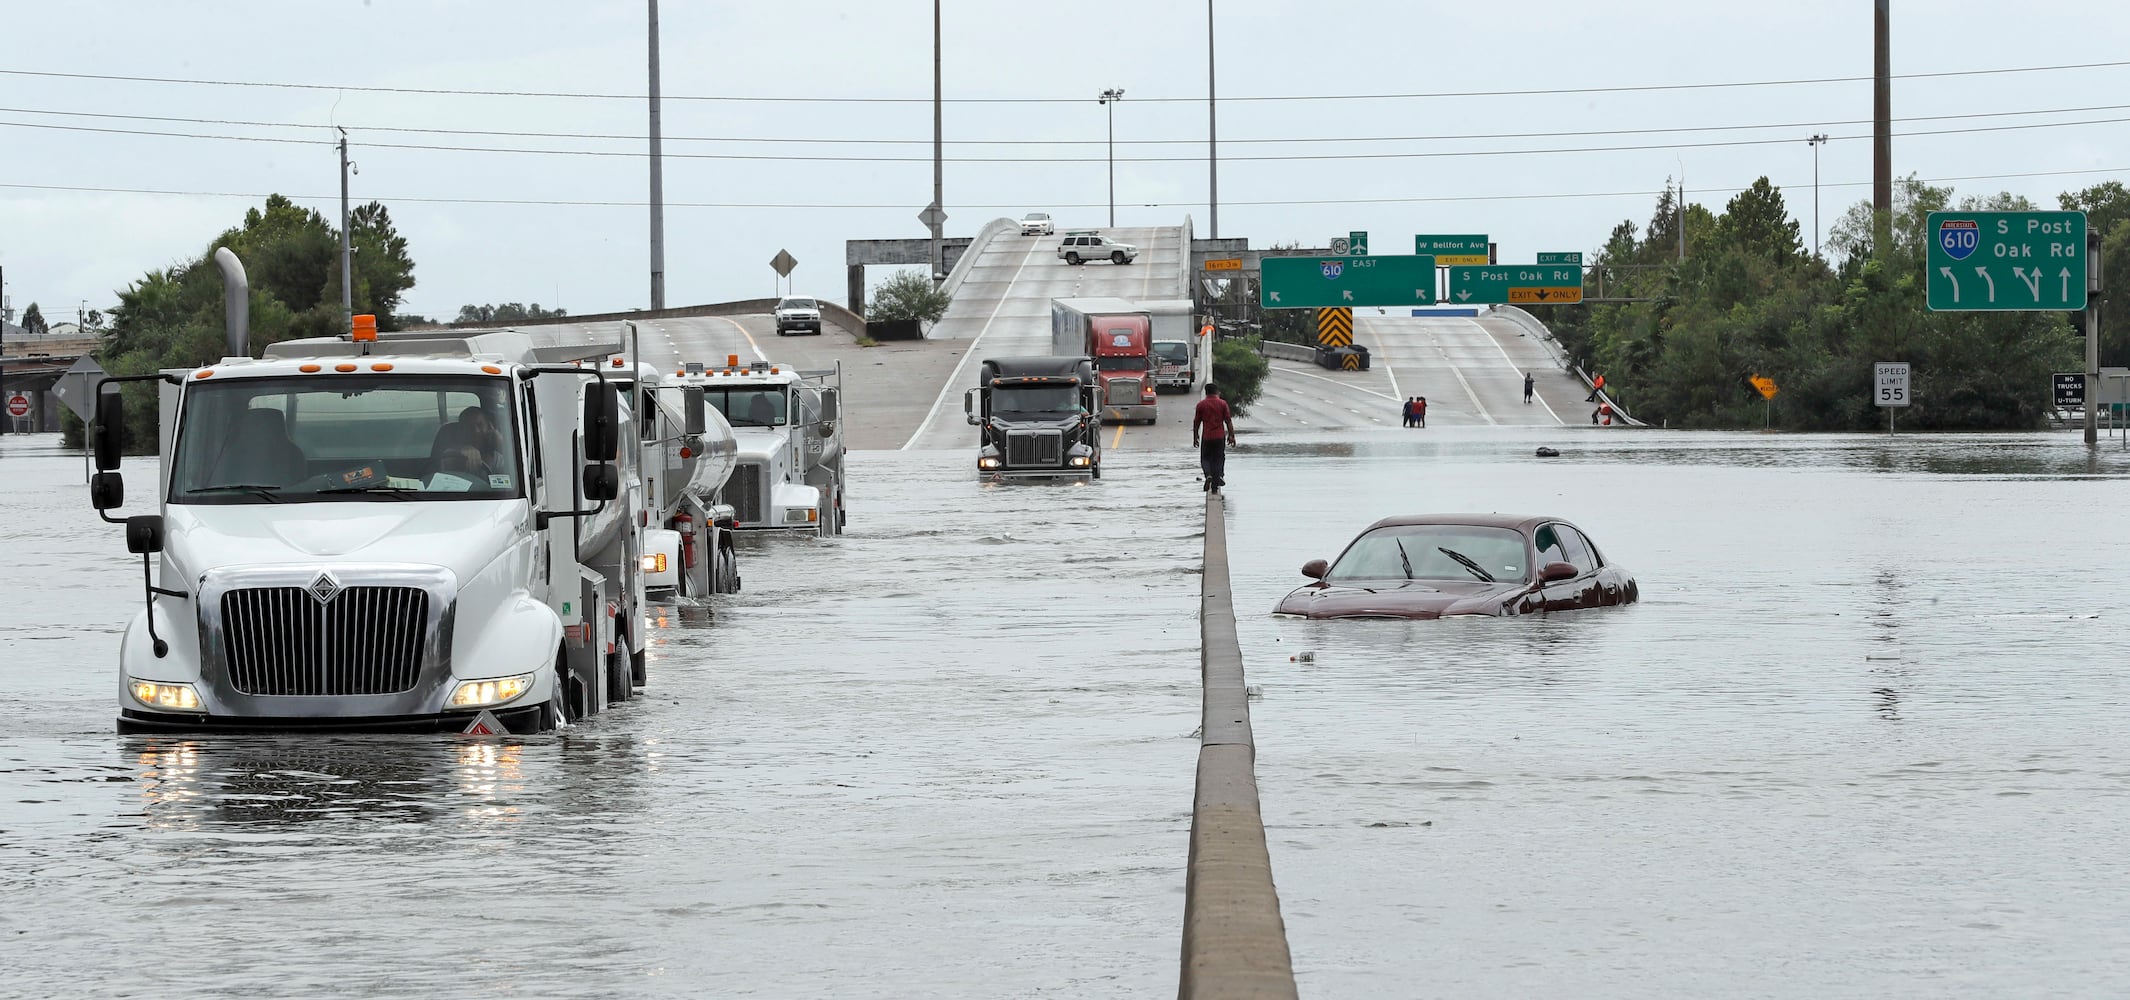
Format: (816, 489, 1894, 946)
(2062, 181, 2130, 365)
(1210, 336, 1269, 414)
(454, 302, 568, 324)
(867, 268, 952, 324)
(21, 302, 47, 335)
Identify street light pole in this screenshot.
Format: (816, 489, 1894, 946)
(1807, 133, 1829, 257)
(1207, 0, 1218, 238)
(1099, 88, 1124, 228)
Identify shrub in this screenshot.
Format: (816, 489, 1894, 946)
(1211, 336, 1269, 414)
(868, 269, 953, 324)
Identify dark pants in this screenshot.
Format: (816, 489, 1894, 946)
(1199, 437, 1227, 490)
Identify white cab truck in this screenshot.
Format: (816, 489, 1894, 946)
(87, 309, 723, 734)
(1142, 299, 1199, 393)
(602, 353, 743, 597)
(672, 357, 846, 536)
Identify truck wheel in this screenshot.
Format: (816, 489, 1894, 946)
(717, 545, 741, 593)
(1112, 251, 1127, 264)
(539, 648, 571, 730)
(1091, 464, 1102, 480)
(630, 644, 647, 689)
(1066, 252, 1081, 264)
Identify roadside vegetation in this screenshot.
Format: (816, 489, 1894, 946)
(454, 302, 565, 325)
(73, 194, 416, 451)
(1536, 176, 2124, 430)
(1211, 335, 1269, 414)
(868, 268, 953, 325)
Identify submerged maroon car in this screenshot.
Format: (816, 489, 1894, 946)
(1273, 514, 1638, 619)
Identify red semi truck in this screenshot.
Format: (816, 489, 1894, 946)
(1049, 297, 1157, 424)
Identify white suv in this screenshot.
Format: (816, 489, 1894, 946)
(1057, 233, 1137, 265)
(1019, 212, 1054, 235)
(774, 296, 822, 336)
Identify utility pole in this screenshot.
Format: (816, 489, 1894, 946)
(1676, 169, 1686, 261)
(648, 0, 667, 311)
(338, 129, 353, 333)
(1207, 0, 1218, 239)
(1, 265, 7, 437)
(1808, 134, 1829, 256)
(929, 0, 944, 285)
(1873, 0, 1892, 255)
(1100, 88, 1125, 228)
(2086, 228, 2103, 447)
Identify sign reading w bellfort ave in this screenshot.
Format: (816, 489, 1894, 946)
(1925, 210, 2086, 311)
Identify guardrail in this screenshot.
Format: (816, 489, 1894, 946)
(1494, 305, 1648, 427)
(1180, 492, 1298, 1000)
(1256, 341, 1317, 364)
(941, 216, 1016, 303)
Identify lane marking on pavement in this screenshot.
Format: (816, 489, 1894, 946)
(902, 237, 1043, 450)
(715, 316, 768, 364)
(1448, 363, 1496, 425)
(1111, 423, 1125, 450)
(1355, 315, 1406, 401)
(1463, 317, 1563, 426)
(1267, 360, 1401, 402)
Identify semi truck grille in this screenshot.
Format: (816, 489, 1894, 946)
(728, 462, 765, 523)
(1107, 378, 1143, 404)
(220, 586, 428, 696)
(1006, 430, 1063, 466)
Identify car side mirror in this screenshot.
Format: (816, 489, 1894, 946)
(90, 471, 124, 511)
(582, 463, 619, 502)
(1301, 558, 1329, 580)
(683, 386, 707, 436)
(125, 515, 165, 554)
(582, 382, 619, 462)
(93, 390, 125, 471)
(1540, 561, 1578, 583)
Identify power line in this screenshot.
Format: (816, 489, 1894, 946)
(3, 58, 2128, 105)
(5, 101, 2127, 148)
(6, 113, 2130, 164)
(6, 165, 2124, 211)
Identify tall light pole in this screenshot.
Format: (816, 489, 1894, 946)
(337, 128, 353, 332)
(929, 0, 944, 285)
(1807, 133, 1829, 257)
(1099, 88, 1124, 228)
(648, 0, 666, 310)
(1207, 0, 1218, 238)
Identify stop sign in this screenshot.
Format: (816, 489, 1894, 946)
(5, 394, 29, 418)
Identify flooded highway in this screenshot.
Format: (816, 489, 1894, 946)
(5, 426, 2129, 997)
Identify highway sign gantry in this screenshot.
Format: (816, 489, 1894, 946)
(1926, 210, 2087, 311)
(1446, 264, 1583, 305)
(1260, 254, 1437, 308)
(1416, 234, 1489, 266)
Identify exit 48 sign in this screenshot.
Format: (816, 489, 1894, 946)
(1926, 211, 2086, 311)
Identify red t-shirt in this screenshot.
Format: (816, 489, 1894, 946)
(1194, 396, 1233, 440)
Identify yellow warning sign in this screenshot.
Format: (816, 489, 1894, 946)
(1749, 375, 1779, 399)
(1316, 307, 1353, 347)
(1508, 287, 1583, 304)
(1203, 258, 1242, 271)
(1340, 352, 1361, 371)
(1436, 253, 1490, 266)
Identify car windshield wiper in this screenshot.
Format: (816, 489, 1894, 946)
(185, 484, 283, 503)
(1437, 546, 1496, 583)
(1394, 538, 1415, 580)
(315, 485, 417, 500)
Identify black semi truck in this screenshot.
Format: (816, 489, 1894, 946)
(963, 356, 1102, 481)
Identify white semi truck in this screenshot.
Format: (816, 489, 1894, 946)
(603, 353, 743, 597)
(674, 356, 846, 537)
(87, 284, 720, 733)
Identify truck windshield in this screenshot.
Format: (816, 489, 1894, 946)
(702, 386, 788, 427)
(993, 386, 1080, 416)
(1154, 343, 1190, 364)
(168, 375, 522, 503)
(1096, 356, 1150, 372)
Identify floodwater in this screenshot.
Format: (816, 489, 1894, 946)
(3, 427, 2128, 998)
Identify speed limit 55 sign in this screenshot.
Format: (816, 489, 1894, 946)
(1875, 362, 1910, 408)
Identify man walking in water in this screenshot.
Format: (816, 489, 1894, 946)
(1523, 372, 1536, 404)
(1193, 383, 1236, 494)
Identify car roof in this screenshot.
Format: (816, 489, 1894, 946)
(1360, 513, 1566, 533)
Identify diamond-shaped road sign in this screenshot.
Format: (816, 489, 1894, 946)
(918, 204, 948, 229)
(50, 356, 107, 421)
(769, 249, 798, 277)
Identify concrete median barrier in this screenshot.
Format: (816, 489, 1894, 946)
(1180, 493, 1297, 1000)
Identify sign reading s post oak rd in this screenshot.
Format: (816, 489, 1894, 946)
(1259, 255, 1437, 308)
(1926, 211, 2086, 311)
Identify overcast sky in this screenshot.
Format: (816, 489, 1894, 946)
(5, 1, 2129, 324)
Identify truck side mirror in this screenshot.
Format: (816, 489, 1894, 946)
(90, 472, 124, 511)
(93, 390, 125, 471)
(582, 381, 619, 462)
(683, 386, 707, 436)
(125, 515, 165, 554)
(964, 389, 979, 426)
(582, 463, 619, 501)
(819, 388, 839, 422)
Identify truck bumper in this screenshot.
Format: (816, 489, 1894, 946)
(116, 703, 549, 735)
(1102, 404, 1157, 423)
(986, 468, 1096, 483)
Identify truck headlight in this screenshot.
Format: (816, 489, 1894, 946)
(783, 507, 816, 524)
(979, 457, 1002, 469)
(642, 553, 668, 573)
(1069, 456, 1090, 467)
(449, 673, 534, 708)
(129, 680, 201, 711)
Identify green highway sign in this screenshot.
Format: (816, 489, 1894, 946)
(1447, 264, 1583, 305)
(1260, 254, 1437, 308)
(1926, 210, 2087, 311)
(1350, 231, 1369, 255)
(1536, 251, 1583, 265)
(1417, 234, 1489, 265)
